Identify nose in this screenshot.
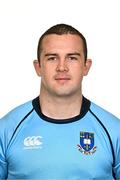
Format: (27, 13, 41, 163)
(56, 59, 69, 72)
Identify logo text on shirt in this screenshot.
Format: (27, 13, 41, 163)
(23, 136, 43, 149)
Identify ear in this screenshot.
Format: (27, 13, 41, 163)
(83, 59, 92, 76)
(33, 60, 41, 77)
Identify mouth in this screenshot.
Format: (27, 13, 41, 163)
(55, 76, 71, 84)
(55, 77, 70, 80)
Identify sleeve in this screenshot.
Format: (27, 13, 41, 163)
(113, 126, 120, 179)
(0, 157, 8, 179)
(0, 121, 8, 179)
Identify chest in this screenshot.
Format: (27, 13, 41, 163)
(7, 121, 114, 179)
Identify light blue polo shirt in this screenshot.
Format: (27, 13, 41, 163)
(0, 96, 120, 179)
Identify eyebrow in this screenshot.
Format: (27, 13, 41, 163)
(45, 53, 58, 57)
(44, 52, 81, 57)
(67, 53, 81, 56)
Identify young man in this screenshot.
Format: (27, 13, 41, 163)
(0, 24, 120, 179)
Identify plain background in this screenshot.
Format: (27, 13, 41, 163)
(0, 0, 120, 118)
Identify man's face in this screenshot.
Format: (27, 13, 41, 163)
(34, 34, 92, 98)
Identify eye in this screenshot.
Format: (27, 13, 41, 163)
(47, 57, 57, 61)
(68, 56, 78, 61)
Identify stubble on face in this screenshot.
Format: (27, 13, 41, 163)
(39, 34, 87, 99)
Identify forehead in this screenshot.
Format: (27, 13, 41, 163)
(41, 34, 84, 52)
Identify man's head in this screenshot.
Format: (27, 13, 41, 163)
(34, 23, 92, 99)
(37, 23, 87, 62)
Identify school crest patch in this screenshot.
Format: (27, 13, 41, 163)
(77, 132, 97, 155)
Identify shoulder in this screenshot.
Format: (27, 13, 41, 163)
(0, 99, 35, 156)
(90, 101, 120, 122)
(0, 99, 33, 130)
(89, 101, 120, 134)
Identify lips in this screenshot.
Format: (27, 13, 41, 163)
(55, 74, 71, 80)
(54, 75, 71, 84)
(55, 77, 70, 80)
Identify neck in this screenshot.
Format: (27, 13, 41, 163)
(39, 89, 83, 119)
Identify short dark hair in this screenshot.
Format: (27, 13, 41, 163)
(37, 23, 87, 61)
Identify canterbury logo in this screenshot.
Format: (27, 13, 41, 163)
(24, 136, 43, 147)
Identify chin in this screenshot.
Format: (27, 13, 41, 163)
(54, 90, 77, 98)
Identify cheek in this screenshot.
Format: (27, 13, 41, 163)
(72, 67, 85, 83)
(40, 64, 51, 75)
(71, 64, 84, 76)
(40, 67, 54, 82)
